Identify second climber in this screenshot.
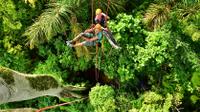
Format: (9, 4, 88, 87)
(95, 8, 110, 28)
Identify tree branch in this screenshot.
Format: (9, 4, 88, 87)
(36, 97, 87, 112)
(0, 66, 85, 104)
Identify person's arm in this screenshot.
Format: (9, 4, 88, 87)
(102, 13, 110, 20)
(87, 36, 98, 42)
(82, 37, 90, 41)
(84, 27, 94, 33)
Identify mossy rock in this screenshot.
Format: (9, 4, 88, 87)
(27, 75, 59, 91)
(0, 67, 14, 85)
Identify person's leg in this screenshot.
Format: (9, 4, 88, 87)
(66, 33, 96, 47)
(72, 42, 84, 47)
(68, 41, 95, 47)
(66, 33, 83, 44)
(102, 30, 121, 49)
(67, 33, 94, 44)
(66, 41, 84, 47)
(70, 33, 84, 43)
(82, 41, 96, 47)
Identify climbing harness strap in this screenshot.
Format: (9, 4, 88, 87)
(105, 0, 110, 27)
(91, 0, 94, 24)
(95, 43, 99, 81)
(94, 0, 111, 81)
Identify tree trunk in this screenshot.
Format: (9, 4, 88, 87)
(0, 66, 85, 104)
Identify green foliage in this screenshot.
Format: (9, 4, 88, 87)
(190, 95, 200, 104)
(115, 92, 133, 112)
(33, 54, 63, 82)
(0, 0, 22, 32)
(131, 92, 174, 112)
(163, 94, 173, 112)
(143, 91, 163, 103)
(95, 0, 125, 16)
(0, 0, 22, 54)
(0, 48, 31, 72)
(0, 0, 200, 111)
(173, 92, 184, 107)
(0, 0, 43, 54)
(135, 30, 171, 71)
(184, 24, 198, 37)
(177, 3, 200, 42)
(23, 0, 88, 49)
(184, 24, 200, 41)
(191, 71, 200, 87)
(23, 3, 66, 48)
(192, 32, 200, 41)
(89, 85, 116, 112)
(101, 13, 144, 81)
(34, 54, 60, 75)
(144, 3, 170, 29)
(24, 0, 37, 8)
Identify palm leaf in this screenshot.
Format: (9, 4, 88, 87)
(177, 3, 200, 41)
(176, 3, 200, 20)
(144, 3, 170, 30)
(23, 0, 85, 49)
(181, 0, 200, 6)
(24, 0, 37, 7)
(94, 0, 125, 15)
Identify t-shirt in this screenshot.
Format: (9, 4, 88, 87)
(95, 13, 107, 27)
(96, 31, 103, 43)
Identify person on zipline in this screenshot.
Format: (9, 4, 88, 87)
(66, 24, 103, 47)
(66, 9, 121, 49)
(94, 8, 121, 49)
(95, 8, 110, 28)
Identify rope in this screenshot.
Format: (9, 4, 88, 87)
(91, 0, 94, 24)
(101, 36, 105, 56)
(95, 44, 99, 81)
(36, 98, 87, 112)
(105, 0, 110, 27)
(98, 0, 100, 7)
(95, 0, 111, 82)
(101, 0, 110, 59)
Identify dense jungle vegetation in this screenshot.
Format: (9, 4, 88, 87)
(0, 0, 200, 111)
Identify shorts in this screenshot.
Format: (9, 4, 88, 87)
(82, 33, 94, 37)
(82, 41, 97, 46)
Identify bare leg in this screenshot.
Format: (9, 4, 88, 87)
(66, 33, 84, 45)
(71, 33, 84, 43)
(72, 42, 85, 47)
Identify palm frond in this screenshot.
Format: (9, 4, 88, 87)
(24, 0, 37, 7)
(181, 0, 200, 6)
(178, 3, 200, 42)
(176, 3, 200, 20)
(95, 0, 125, 15)
(144, 3, 170, 30)
(24, 0, 85, 49)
